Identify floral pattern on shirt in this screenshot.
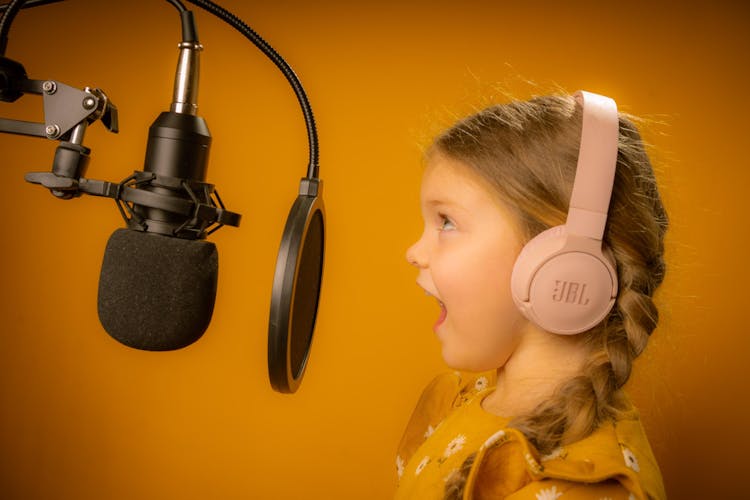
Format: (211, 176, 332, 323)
(621, 446, 640, 472)
(536, 485, 563, 500)
(541, 446, 567, 462)
(481, 429, 506, 449)
(474, 376, 489, 392)
(415, 456, 431, 476)
(443, 434, 466, 458)
(396, 455, 405, 478)
(525, 452, 544, 474)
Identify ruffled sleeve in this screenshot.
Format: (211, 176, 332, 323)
(463, 413, 664, 500)
(505, 479, 634, 499)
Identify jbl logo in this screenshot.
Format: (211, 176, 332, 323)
(552, 280, 589, 305)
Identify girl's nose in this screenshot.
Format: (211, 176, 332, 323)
(406, 238, 427, 269)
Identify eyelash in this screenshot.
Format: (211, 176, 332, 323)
(438, 213, 456, 231)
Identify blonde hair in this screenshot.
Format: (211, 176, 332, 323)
(430, 95, 668, 498)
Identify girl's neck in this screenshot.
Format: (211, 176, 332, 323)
(481, 326, 589, 417)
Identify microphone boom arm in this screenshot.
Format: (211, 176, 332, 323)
(0, 63, 119, 139)
(1, 55, 119, 198)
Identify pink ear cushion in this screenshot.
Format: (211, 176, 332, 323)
(511, 226, 618, 334)
(511, 226, 567, 303)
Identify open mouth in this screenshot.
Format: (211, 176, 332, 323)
(422, 289, 447, 331)
(434, 300, 447, 331)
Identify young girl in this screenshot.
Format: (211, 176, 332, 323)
(396, 91, 668, 499)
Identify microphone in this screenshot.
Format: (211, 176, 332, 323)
(97, 12, 238, 351)
(6, 0, 322, 391)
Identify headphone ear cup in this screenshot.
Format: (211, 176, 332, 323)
(511, 225, 567, 312)
(511, 226, 618, 334)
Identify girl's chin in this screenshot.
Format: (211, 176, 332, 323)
(439, 339, 469, 371)
(439, 341, 506, 373)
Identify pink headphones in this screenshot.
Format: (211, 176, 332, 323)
(510, 90, 619, 335)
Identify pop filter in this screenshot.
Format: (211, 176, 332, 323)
(181, 0, 326, 393)
(268, 178, 325, 393)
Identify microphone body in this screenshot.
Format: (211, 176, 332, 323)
(134, 111, 211, 237)
(97, 111, 218, 351)
(97, 37, 229, 351)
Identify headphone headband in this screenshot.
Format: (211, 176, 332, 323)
(566, 90, 619, 240)
(510, 90, 620, 334)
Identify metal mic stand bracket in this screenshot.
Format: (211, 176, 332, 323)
(0, 56, 239, 236)
(0, 55, 118, 193)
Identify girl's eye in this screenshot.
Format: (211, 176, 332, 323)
(438, 214, 456, 231)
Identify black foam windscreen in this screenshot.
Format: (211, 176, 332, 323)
(98, 228, 218, 351)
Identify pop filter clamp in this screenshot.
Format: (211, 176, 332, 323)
(0, 0, 324, 393)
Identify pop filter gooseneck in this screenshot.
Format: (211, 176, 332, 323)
(186, 0, 324, 393)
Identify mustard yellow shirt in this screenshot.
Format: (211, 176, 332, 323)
(395, 372, 665, 499)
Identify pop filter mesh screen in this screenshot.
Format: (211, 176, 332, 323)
(290, 209, 324, 378)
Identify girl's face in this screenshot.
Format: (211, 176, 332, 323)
(406, 154, 529, 372)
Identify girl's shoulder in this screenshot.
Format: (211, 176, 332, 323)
(396, 373, 665, 499)
(466, 409, 666, 500)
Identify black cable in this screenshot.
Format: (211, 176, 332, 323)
(164, 0, 198, 43)
(185, 0, 319, 179)
(0, 0, 23, 56)
(1, 0, 65, 56)
(164, 0, 187, 13)
(0, 0, 62, 13)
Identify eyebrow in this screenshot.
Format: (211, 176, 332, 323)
(425, 199, 453, 208)
(423, 199, 469, 215)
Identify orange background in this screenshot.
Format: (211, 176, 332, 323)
(0, 1, 747, 498)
